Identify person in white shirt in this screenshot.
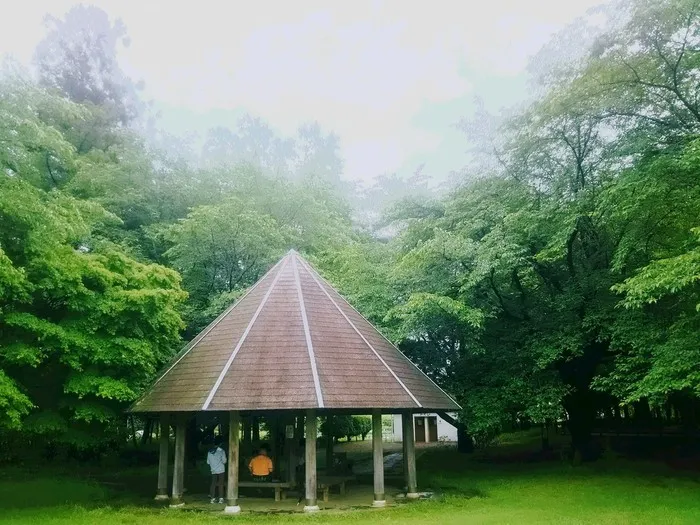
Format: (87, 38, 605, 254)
(206, 438, 227, 504)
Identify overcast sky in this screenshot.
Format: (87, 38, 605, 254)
(1, 0, 603, 185)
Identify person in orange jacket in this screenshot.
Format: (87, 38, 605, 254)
(248, 446, 273, 480)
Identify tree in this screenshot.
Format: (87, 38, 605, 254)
(201, 117, 295, 178)
(594, 139, 700, 405)
(293, 122, 348, 192)
(0, 176, 186, 447)
(573, 0, 700, 139)
(0, 78, 80, 190)
(163, 196, 286, 333)
(34, 5, 142, 125)
(335, 0, 700, 456)
(321, 416, 372, 442)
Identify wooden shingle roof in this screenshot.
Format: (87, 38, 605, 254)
(131, 250, 460, 413)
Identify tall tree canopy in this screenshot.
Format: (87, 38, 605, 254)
(34, 5, 142, 125)
(0, 174, 185, 441)
(326, 0, 700, 456)
(2, 0, 699, 461)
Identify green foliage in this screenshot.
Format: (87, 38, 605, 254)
(35, 5, 143, 124)
(164, 196, 286, 300)
(352, 416, 373, 441)
(3, 0, 700, 463)
(327, 0, 700, 450)
(0, 78, 81, 189)
(568, 0, 700, 139)
(0, 371, 33, 430)
(615, 228, 700, 309)
(161, 174, 355, 333)
(313, 240, 396, 327)
(0, 174, 185, 444)
(387, 293, 484, 337)
(0, 7, 361, 459)
(322, 416, 372, 442)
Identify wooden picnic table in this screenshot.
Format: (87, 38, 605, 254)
(238, 480, 294, 501)
(317, 475, 355, 502)
(237, 474, 354, 503)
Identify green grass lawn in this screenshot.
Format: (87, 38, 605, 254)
(1, 445, 699, 524)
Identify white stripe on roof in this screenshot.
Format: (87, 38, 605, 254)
(291, 253, 324, 408)
(145, 257, 286, 391)
(298, 257, 422, 408)
(300, 257, 461, 411)
(201, 254, 290, 410)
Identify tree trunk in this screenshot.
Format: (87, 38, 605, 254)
(604, 406, 614, 423)
(129, 416, 139, 448)
(141, 419, 152, 446)
(613, 405, 621, 421)
(634, 399, 652, 423)
(457, 424, 474, 453)
(541, 422, 550, 451)
(564, 390, 597, 464)
(325, 416, 334, 473)
(185, 417, 198, 467)
(557, 340, 606, 463)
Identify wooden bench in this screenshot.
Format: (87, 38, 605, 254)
(238, 481, 294, 501)
(317, 475, 355, 502)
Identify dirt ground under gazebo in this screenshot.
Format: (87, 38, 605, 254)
(149, 441, 442, 514)
(165, 485, 396, 514)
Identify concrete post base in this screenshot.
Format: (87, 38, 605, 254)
(303, 505, 320, 513)
(372, 500, 386, 508)
(406, 492, 420, 499)
(223, 505, 241, 514)
(154, 494, 169, 501)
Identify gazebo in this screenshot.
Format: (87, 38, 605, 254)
(130, 250, 460, 513)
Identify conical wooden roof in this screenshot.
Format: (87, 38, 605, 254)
(132, 250, 460, 413)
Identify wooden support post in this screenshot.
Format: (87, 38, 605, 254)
(224, 411, 241, 514)
(424, 416, 430, 443)
(270, 416, 279, 468)
(372, 409, 386, 507)
(155, 413, 170, 501)
(402, 416, 409, 474)
(402, 412, 418, 498)
(325, 415, 334, 473)
(304, 409, 319, 512)
(170, 414, 187, 507)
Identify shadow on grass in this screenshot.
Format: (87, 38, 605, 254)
(3, 442, 698, 518)
(434, 485, 487, 498)
(0, 477, 109, 510)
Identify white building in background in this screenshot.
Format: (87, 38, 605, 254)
(385, 413, 458, 443)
